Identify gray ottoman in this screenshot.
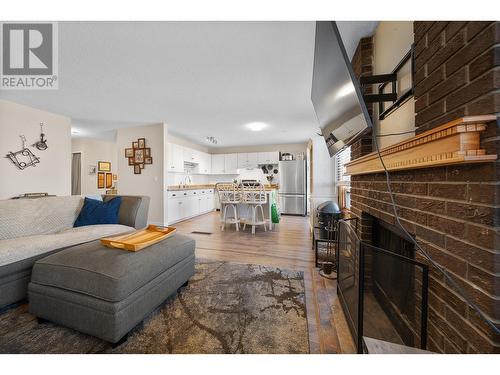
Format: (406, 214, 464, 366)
(28, 234, 195, 343)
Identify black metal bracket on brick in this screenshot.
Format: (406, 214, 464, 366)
(359, 44, 416, 121)
(360, 73, 398, 103)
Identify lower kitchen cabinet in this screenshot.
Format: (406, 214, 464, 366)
(167, 189, 215, 225)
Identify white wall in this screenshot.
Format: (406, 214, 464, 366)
(373, 22, 415, 148)
(169, 133, 210, 153)
(309, 134, 336, 225)
(71, 138, 118, 195)
(117, 123, 168, 225)
(0, 100, 71, 200)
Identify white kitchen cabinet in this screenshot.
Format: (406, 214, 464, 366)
(247, 152, 259, 168)
(225, 153, 238, 174)
(237, 153, 247, 169)
(197, 152, 211, 174)
(238, 152, 258, 169)
(206, 190, 215, 210)
(257, 151, 279, 165)
(168, 189, 216, 224)
(268, 151, 279, 163)
(183, 147, 200, 164)
(257, 152, 268, 165)
(212, 154, 225, 174)
(167, 194, 184, 223)
(167, 143, 184, 172)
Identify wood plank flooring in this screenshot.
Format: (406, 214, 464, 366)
(173, 211, 356, 354)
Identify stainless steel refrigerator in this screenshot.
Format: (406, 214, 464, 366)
(278, 160, 307, 215)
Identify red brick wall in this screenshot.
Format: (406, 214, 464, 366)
(414, 21, 500, 132)
(349, 22, 500, 353)
(350, 36, 374, 160)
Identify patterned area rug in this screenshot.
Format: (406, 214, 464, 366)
(0, 261, 309, 354)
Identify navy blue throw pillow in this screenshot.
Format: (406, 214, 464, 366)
(74, 197, 122, 227)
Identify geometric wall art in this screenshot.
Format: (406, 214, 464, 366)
(124, 137, 152, 175)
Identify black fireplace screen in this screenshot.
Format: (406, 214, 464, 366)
(337, 219, 429, 353)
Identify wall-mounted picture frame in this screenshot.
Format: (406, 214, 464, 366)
(97, 172, 105, 188)
(113, 174, 118, 181)
(125, 148, 134, 158)
(144, 148, 151, 157)
(145, 157, 153, 164)
(132, 141, 139, 149)
(128, 157, 134, 166)
(105, 173, 113, 188)
(134, 164, 141, 174)
(98, 161, 111, 172)
(134, 149, 145, 163)
(89, 165, 97, 175)
(138, 138, 146, 149)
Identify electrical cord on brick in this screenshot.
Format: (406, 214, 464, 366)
(370, 127, 500, 336)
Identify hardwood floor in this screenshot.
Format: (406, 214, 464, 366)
(173, 211, 356, 354)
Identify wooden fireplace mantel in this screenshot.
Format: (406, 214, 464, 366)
(345, 115, 498, 176)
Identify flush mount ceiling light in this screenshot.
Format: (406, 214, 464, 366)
(206, 136, 218, 144)
(71, 129, 80, 135)
(245, 122, 268, 132)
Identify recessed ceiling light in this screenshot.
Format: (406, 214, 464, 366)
(336, 82, 355, 99)
(245, 122, 268, 132)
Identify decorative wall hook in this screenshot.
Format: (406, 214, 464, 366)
(33, 122, 48, 150)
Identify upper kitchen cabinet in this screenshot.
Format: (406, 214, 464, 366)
(247, 152, 259, 167)
(183, 147, 200, 164)
(237, 152, 259, 169)
(257, 151, 279, 164)
(167, 143, 184, 172)
(211, 154, 225, 174)
(237, 153, 247, 169)
(225, 153, 238, 174)
(197, 152, 211, 174)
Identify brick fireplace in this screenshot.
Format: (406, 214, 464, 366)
(349, 22, 499, 353)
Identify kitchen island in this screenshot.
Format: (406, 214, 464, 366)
(166, 184, 279, 228)
(220, 188, 278, 231)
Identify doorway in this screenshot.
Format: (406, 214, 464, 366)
(71, 152, 82, 195)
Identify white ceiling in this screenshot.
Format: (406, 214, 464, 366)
(0, 21, 377, 147)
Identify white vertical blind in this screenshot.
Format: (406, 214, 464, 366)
(336, 146, 351, 183)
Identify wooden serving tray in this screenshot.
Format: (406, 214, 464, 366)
(100, 225, 176, 252)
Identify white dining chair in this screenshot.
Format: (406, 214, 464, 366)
(240, 182, 267, 235)
(216, 182, 241, 231)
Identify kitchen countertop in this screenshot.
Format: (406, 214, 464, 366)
(167, 184, 279, 191)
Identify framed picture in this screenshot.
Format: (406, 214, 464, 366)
(145, 157, 153, 165)
(138, 163, 145, 169)
(89, 165, 97, 175)
(132, 141, 139, 149)
(144, 148, 151, 157)
(97, 172, 105, 188)
(113, 174, 118, 181)
(125, 148, 134, 158)
(138, 138, 146, 149)
(105, 173, 113, 188)
(98, 161, 111, 172)
(134, 164, 141, 174)
(134, 148, 145, 163)
(128, 157, 134, 166)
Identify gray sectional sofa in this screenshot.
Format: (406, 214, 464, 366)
(0, 195, 150, 309)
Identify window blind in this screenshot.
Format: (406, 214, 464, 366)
(336, 146, 351, 183)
